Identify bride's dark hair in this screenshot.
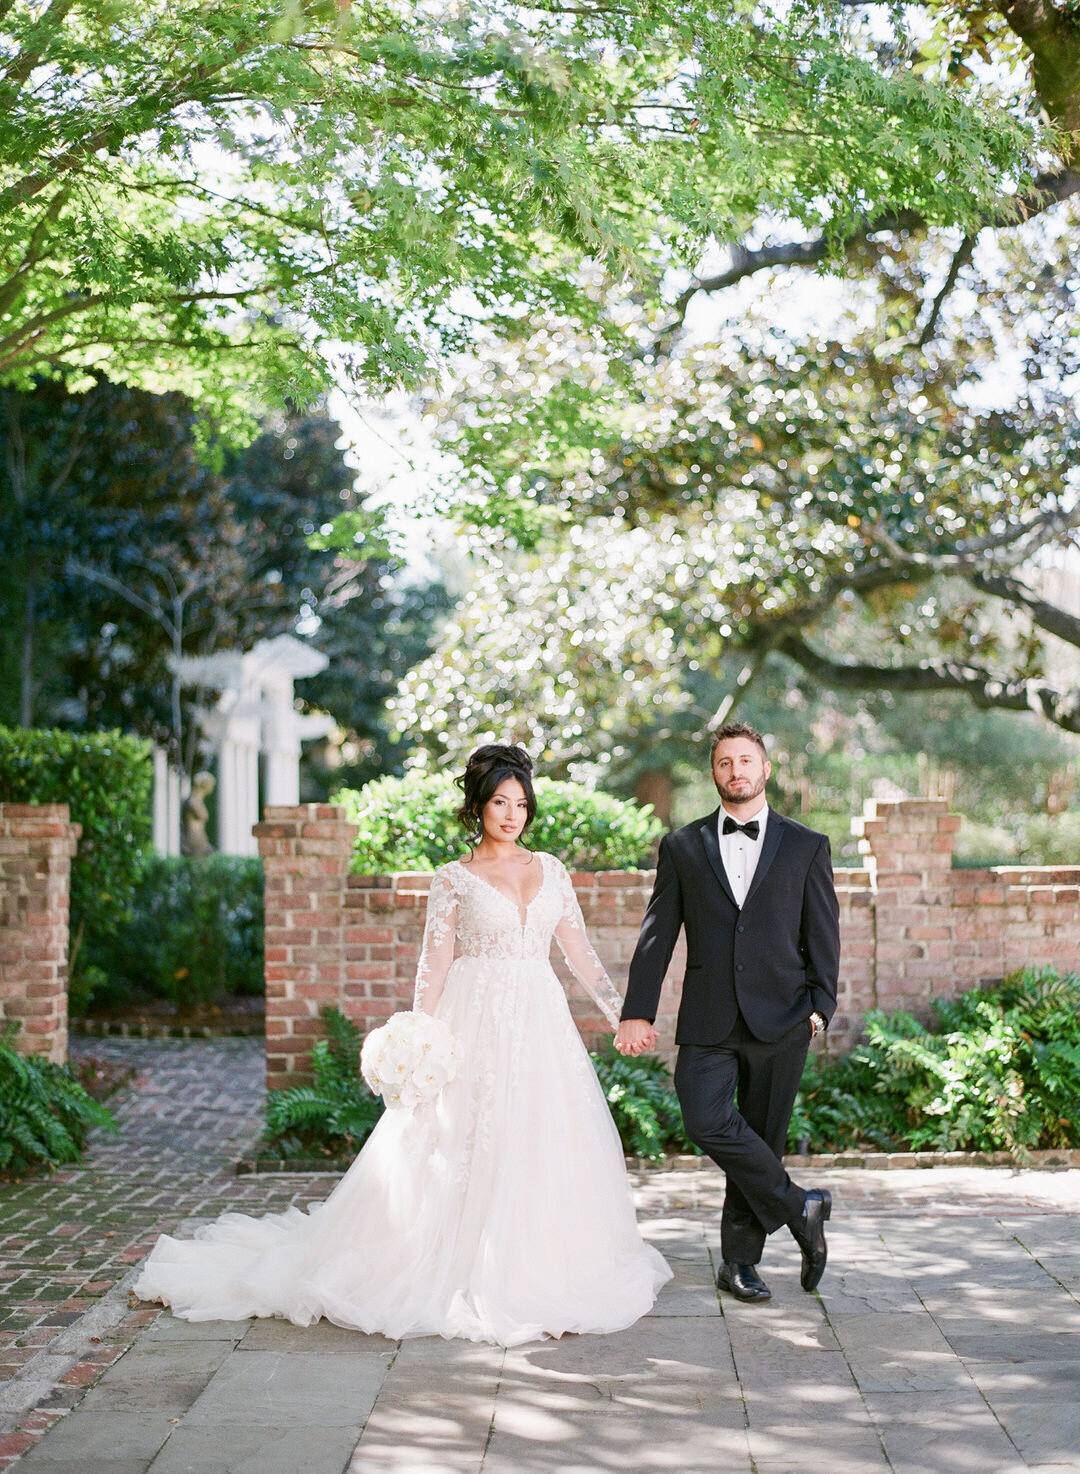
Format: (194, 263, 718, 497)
(455, 744, 537, 839)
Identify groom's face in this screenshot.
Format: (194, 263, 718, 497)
(712, 737, 770, 808)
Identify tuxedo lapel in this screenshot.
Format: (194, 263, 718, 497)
(742, 813, 786, 909)
(698, 811, 738, 909)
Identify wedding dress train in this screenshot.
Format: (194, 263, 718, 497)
(134, 851, 671, 1345)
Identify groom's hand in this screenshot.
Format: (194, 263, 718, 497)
(615, 1019, 657, 1057)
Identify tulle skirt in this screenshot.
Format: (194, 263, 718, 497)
(134, 957, 672, 1346)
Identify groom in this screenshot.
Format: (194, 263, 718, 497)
(615, 722, 840, 1303)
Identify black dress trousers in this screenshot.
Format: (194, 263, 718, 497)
(675, 1012, 810, 1265)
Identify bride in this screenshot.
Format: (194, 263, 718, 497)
(135, 744, 672, 1345)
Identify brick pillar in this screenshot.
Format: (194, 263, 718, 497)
(830, 868, 875, 1049)
(254, 803, 358, 1091)
(852, 798, 961, 1020)
(0, 803, 81, 1063)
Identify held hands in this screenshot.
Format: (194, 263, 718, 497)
(614, 1019, 658, 1057)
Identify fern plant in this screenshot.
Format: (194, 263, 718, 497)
(0, 1023, 117, 1174)
(262, 1007, 383, 1159)
(789, 967, 1080, 1156)
(589, 1046, 694, 1161)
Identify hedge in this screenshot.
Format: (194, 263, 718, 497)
(0, 727, 152, 996)
(333, 771, 663, 873)
(79, 854, 264, 1011)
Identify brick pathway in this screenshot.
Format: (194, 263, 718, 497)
(0, 1037, 329, 1468)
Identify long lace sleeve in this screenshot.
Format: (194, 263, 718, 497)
(553, 862, 624, 1031)
(413, 869, 458, 1015)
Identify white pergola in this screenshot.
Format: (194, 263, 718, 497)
(160, 635, 335, 857)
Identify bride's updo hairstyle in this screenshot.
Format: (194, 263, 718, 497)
(455, 744, 537, 841)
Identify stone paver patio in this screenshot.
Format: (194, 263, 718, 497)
(2, 1037, 1079, 1473)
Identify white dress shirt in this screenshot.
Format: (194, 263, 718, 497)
(717, 800, 768, 908)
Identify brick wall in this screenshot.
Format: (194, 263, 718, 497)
(339, 871, 687, 1054)
(0, 803, 80, 1063)
(257, 799, 1080, 1085)
(844, 797, 1080, 1045)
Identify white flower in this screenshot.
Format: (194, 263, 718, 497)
(361, 1011, 463, 1110)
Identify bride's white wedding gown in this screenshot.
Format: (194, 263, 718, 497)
(134, 851, 672, 1346)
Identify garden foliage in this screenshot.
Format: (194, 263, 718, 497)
(589, 1047, 692, 1162)
(261, 1009, 691, 1164)
(261, 974, 1080, 1164)
(262, 1009, 383, 1161)
(790, 967, 1080, 1155)
(0, 1024, 117, 1175)
(79, 855, 264, 1013)
(335, 773, 663, 874)
(0, 727, 152, 985)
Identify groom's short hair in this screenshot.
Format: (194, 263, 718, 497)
(710, 722, 768, 760)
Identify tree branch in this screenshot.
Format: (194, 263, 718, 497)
(657, 170, 1080, 341)
(862, 499, 1080, 580)
(917, 233, 976, 347)
(708, 650, 769, 728)
(67, 560, 178, 641)
(0, 0, 77, 93)
(0, 186, 72, 321)
(776, 631, 1080, 733)
(969, 569, 1080, 650)
(996, 0, 1080, 133)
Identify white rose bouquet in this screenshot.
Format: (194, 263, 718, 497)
(360, 1010, 463, 1111)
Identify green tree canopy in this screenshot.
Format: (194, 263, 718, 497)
(0, 0, 1040, 422)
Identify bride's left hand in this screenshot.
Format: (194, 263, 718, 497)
(614, 1019, 657, 1056)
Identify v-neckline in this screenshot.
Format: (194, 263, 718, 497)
(455, 854, 546, 920)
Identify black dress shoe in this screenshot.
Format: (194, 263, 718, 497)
(716, 1261, 772, 1302)
(791, 1188, 832, 1291)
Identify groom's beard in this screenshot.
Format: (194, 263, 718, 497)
(714, 774, 766, 806)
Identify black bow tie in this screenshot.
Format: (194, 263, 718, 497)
(723, 816, 760, 840)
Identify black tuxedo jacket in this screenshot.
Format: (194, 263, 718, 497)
(622, 808, 840, 1046)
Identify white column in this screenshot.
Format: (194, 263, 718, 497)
(262, 679, 301, 806)
(217, 724, 260, 857)
(152, 745, 182, 857)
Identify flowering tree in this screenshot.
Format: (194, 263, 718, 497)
(431, 0, 1080, 737)
(388, 522, 711, 781)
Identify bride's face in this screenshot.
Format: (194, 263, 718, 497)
(480, 777, 530, 843)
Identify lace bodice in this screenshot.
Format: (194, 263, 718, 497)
(413, 852, 624, 1028)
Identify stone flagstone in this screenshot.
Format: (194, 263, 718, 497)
(3, 1036, 1080, 1472)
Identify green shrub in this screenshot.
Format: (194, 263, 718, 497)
(79, 854, 264, 1011)
(1017, 810, 1080, 867)
(0, 1023, 117, 1174)
(262, 1008, 383, 1159)
(335, 772, 662, 873)
(589, 1046, 694, 1161)
(0, 727, 152, 998)
(953, 816, 1019, 868)
(789, 966, 1080, 1155)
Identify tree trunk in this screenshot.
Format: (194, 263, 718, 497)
(19, 571, 34, 726)
(634, 768, 674, 826)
